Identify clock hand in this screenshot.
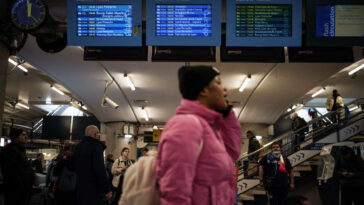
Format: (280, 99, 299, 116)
(27, 0, 32, 17)
(31, 15, 39, 24)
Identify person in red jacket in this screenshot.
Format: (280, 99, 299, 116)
(157, 65, 242, 205)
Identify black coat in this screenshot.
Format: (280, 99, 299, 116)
(74, 136, 110, 205)
(248, 137, 260, 161)
(0, 142, 34, 205)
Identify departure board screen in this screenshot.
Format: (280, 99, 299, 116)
(316, 5, 364, 37)
(77, 5, 132, 37)
(155, 5, 212, 37)
(236, 4, 292, 37)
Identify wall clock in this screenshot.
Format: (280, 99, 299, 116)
(10, 0, 48, 31)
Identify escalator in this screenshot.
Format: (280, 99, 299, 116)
(236, 105, 364, 204)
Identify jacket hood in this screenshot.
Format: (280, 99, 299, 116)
(176, 99, 224, 128)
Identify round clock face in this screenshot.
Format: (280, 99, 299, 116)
(10, 0, 47, 31)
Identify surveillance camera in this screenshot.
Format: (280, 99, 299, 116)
(103, 97, 119, 109)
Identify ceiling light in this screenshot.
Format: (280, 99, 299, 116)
(14, 123, 32, 129)
(292, 105, 297, 109)
(124, 134, 132, 138)
(46, 97, 52, 104)
(51, 86, 64, 95)
(142, 107, 149, 121)
(349, 105, 359, 112)
(312, 88, 325, 98)
(16, 102, 29, 109)
(8, 58, 28, 72)
(124, 74, 136, 91)
(287, 108, 292, 112)
(82, 106, 87, 110)
(153, 125, 158, 130)
(239, 74, 251, 92)
(348, 64, 364, 76)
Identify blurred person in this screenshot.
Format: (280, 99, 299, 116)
(0, 128, 35, 205)
(259, 142, 294, 205)
(141, 147, 149, 156)
(326, 89, 345, 123)
(291, 113, 307, 151)
(53, 142, 77, 205)
(337, 146, 364, 205)
(246, 130, 261, 177)
(156, 65, 242, 204)
(111, 147, 133, 205)
(74, 125, 111, 205)
(283, 195, 310, 205)
(105, 154, 114, 205)
(33, 153, 44, 174)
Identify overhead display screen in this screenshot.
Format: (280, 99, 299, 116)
(146, 0, 221, 46)
(155, 5, 212, 37)
(67, 0, 142, 46)
(77, 5, 132, 37)
(226, 0, 302, 47)
(236, 4, 292, 37)
(316, 5, 364, 37)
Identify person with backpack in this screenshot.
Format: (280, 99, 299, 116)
(111, 147, 133, 205)
(156, 65, 242, 205)
(53, 142, 77, 205)
(326, 89, 345, 123)
(291, 113, 307, 152)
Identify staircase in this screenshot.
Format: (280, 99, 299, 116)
(236, 108, 364, 204)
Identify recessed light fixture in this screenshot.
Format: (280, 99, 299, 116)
(348, 63, 364, 76)
(51, 86, 65, 95)
(16, 102, 30, 109)
(142, 107, 149, 121)
(124, 134, 132, 138)
(124, 74, 136, 91)
(46, 97, 52, 104)
(8, 58, 28, 72)
(349, 105, 359, 112)
(239, 74, 251, 92)
(312, 88, 325, 98)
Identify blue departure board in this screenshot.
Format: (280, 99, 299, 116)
(77, 5, 132, 37)
(236, 4, 292, 37)
(67, 0, 142, 46)
(146, 0, 221, 46)
(226, 0, 302, 47)
(155, 5, 212, 37)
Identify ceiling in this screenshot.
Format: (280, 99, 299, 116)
(6, 36, 362, 126)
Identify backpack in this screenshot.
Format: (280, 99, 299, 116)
(57, 166, 76, 192)
(119, 115, 203, 205)
(258, 142, 265, 158)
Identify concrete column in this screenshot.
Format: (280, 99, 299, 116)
(0, 42, 9, 137)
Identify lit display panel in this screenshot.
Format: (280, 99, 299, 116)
(236, 4, 292, 37)
(77, 5, 132, 37)
(316, 5, 364, 37)
(155, 5, 212, 37)
(226, 0, 302, 47)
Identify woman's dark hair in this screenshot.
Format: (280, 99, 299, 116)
(9, 128, 24, 140)
(121, 147, 129, 154)
(271, 141, 281, 148)
(246, 130, 255, 136)
(283, 195, 308, 205)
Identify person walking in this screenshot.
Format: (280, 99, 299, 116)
(0, 128, 34, 205)
(74, 125, 112, 205)
(156, 65, 242, 205)
(326, 89, 345, 123)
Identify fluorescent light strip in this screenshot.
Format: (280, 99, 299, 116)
(82, 106, 87, 110)
(17, 102, 30, 109)
(124, 74, 136, 91)
(239, 76, 251, 92)
(312, 88, 325, 98)
(46, 97, 52, 104)
(8, 58, 28, 72)
(348, 64, 364, 76)
(14, 123, 32, 129)
(142, 107, 149, 121)
(124, 134, 132, 138)
(51, 86, 64, 95)
(349, 105, 359, 112)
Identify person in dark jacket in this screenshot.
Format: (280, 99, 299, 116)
(74, 125, 112, 205)
(33, 153, 44, 173)
(247, 130, 260, 162)
(337, 146, 364, 205)
(0, 128, 35, 205)
(291, 113, 307, 151)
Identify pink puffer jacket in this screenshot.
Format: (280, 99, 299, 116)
(157, 99, 242, 205)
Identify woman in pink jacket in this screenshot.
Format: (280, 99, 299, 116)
(157, 65, 242, 205)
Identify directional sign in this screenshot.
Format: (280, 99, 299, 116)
(288, 149, 320, 167)
(237, 179, 259, 194)
(339, 118, 364, 141)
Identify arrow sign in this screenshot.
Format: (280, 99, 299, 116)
(296, 154, 301, 160)
(243, 183, 247, 188)
(300, 153, 304, 158)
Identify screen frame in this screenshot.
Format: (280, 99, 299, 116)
(226, 0, 302, 47)
(146, 0, 221, 46)
(306, 0, 364, 46)
(67, 0, 142, 46)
